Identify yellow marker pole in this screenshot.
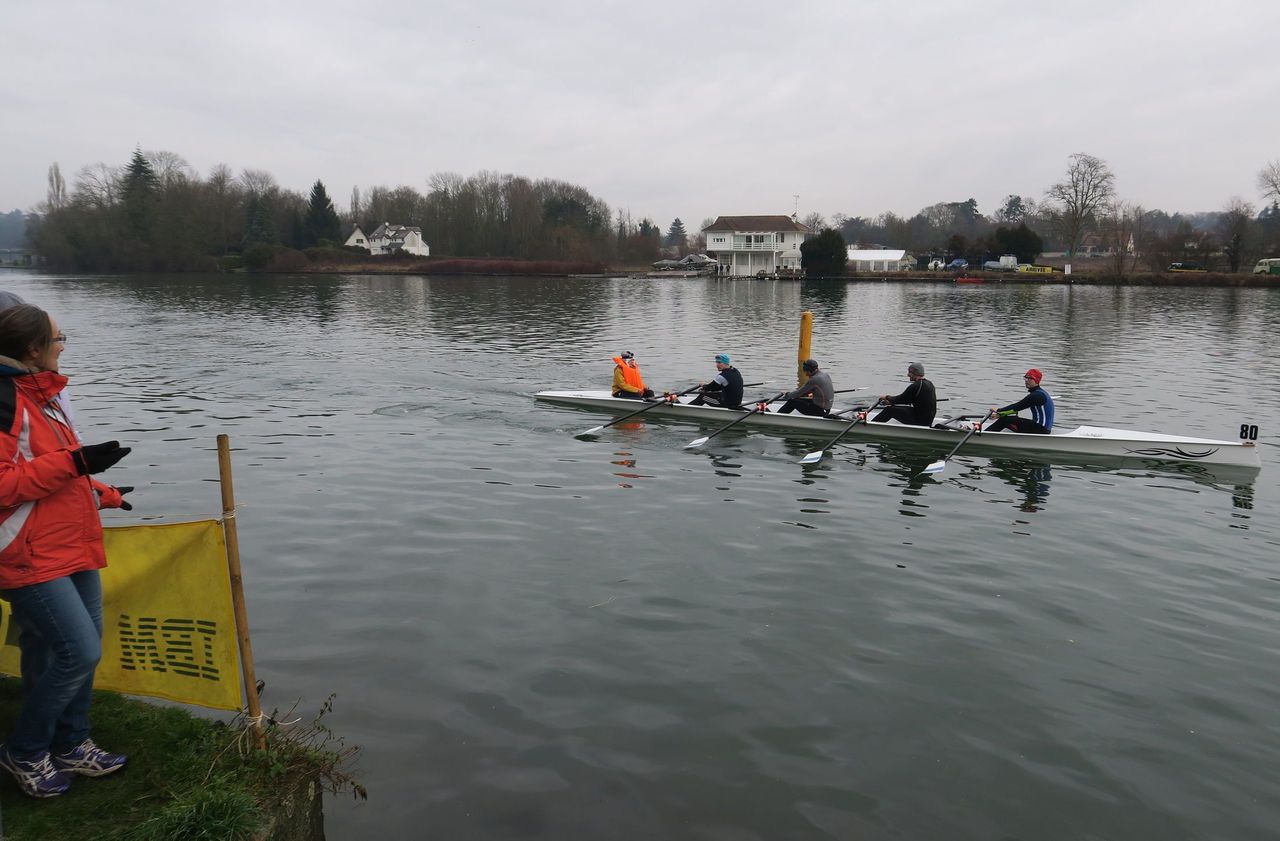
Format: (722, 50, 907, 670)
(797, 311, 813, 386)
(217, 434, 265, 748)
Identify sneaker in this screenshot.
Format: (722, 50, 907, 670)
(52, 738, 127, 777)
(0, 745, 72, 797)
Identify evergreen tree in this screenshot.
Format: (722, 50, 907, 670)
(800, 228, 848, 276)
(121, 147, 159, 238)
(993, 223, 1043, 264)
(304, 179, 342, 246)
(666, 217, 687, 249)
(243, 193, 276, 248)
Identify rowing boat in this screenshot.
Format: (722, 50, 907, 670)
(534, 390, 1262, 469)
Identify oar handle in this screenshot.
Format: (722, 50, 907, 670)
(587, 383, 700, 433)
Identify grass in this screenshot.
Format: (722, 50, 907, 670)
(0, 679, 362, 841)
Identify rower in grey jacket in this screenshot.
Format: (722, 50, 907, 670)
(778, 359, 833, 416)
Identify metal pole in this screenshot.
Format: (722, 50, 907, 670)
(217, 434, 265, 748)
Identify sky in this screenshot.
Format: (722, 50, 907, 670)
(3, 0, 1279, 230)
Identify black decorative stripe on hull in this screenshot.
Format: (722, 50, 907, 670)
(1124, 446, 1220, 460)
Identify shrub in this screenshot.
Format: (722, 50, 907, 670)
(243, 243, 275, 270)
(268, 248, 310, 272)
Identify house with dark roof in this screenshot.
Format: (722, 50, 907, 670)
(702, 216, 811, 276)
(344, 223, 430, 257)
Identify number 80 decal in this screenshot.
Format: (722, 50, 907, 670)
(1240, 424, 1259, 441)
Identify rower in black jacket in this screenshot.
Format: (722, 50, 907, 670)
(690, 353, 744, 409)
(873, 361, 936, 426)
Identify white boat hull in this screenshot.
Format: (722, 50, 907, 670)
(535, 390, 1262, 469)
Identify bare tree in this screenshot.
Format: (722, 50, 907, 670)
(1098, 201, 1145, 278)
(46, 163, 67, 212)
(239, 168, 277, 197)
(145, 150, 193, 188)
(73, 163, 121, 209)
(1258, 160, 1280, 203)
(1218, 197, 1256, 272)
(1044, 153, 1116, 259)
(349, 185, 361, 224)
(801, 212, 826, 232)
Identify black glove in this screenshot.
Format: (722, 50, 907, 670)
(115, 486, 134, 511)
(72, 441, 132, 475)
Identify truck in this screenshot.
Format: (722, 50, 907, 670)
(1253, 258, 1280, 275)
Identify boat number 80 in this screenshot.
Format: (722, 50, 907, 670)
(1240, 424, 1259, 440)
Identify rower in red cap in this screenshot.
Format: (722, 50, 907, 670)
(987, 368, 1055, 433)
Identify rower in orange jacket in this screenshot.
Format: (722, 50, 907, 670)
(612, 351, 655, 400)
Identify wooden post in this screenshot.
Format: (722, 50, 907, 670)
(797, 311, 813, 386)
(217, 434, 265, 748)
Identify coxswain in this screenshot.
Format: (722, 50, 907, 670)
(611, 351, 654, 400)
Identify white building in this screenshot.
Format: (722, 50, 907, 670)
(846, 248, 914, 272)
(702, 215, 811, 276)
(344, 223, 430, 257)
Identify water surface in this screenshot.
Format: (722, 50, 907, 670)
(6, 272, 1278, 840)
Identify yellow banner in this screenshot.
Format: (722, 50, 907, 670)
(0, 520, 245, 711)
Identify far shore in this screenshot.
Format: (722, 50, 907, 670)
(287, 261, 1279, 287)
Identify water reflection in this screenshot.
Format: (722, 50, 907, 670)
(985, 459, 1054, 513)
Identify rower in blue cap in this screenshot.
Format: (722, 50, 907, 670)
(689, 353, 744, 409)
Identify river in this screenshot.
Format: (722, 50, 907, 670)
(4, 271, 1278, 840)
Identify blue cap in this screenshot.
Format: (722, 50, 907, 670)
(715, 353, 731, 364)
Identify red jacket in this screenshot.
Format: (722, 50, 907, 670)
(0, 367, 123, 590)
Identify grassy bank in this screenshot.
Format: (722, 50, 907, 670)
(0, 679, 359, 841)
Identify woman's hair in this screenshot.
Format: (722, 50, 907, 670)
(0, 303, 53, 363)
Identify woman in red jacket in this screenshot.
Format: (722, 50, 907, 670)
(0, 304, 133, 798)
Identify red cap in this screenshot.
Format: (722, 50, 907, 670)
(1024, 368, 1043, 384)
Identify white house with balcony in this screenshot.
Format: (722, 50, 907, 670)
(344, 223, 430, 257)
(702, 215, 811, 276)
(846, 248, 915, 272)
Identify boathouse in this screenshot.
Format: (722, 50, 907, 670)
(702, 215, 811, 276)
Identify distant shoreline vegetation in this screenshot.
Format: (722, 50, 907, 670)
(26, 149, 661, 273)
(15, 149, 1280, 275)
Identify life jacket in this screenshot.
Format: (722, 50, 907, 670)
(0, 369, 110, 590)
(612, 357, 646, 391)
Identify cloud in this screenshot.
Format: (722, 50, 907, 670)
(2, 0, 1278, 227)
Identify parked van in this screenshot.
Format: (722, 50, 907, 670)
(1254, 258, 1280, 275)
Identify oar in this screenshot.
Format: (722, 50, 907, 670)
(797, 399, 887, 464)
(580, 384, 701, 435)
(684, 392, 787, 449)
(579, 382, 767, 435)
(919, 411, 996, 475)
(830, 397, 949, 418)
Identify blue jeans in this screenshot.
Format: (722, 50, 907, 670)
(2, 570, 103, 756)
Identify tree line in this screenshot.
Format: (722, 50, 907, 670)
(15, 149, 1280, 274)
(807, 154, 1280, 275)
(26, 149, 665, 271)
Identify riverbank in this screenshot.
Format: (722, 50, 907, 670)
(800, 270, 1280, 286)
(0, 680, 354, 841)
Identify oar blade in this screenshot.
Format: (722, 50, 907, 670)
(921, 459, 947, 474)
(798, 450, 825, 465)
(581, 425, 604, 436)
(684, 436, 709, 449)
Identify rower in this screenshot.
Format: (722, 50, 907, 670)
(873, 361, 936, 426)
(689, 353, 744, 409)
(777, 359, 833, 416)
(611, 351, 655, 400)
(987, 368, 1054, 434)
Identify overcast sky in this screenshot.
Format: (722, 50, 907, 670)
(4, 0, 1278, 230)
